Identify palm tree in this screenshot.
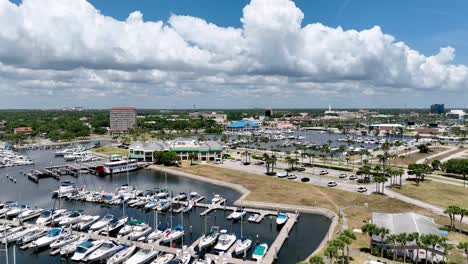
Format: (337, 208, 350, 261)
(325, 242, 338, 264)
(270, 155, 277, 173)
(378, 227, 390, 257)
(188, 153, 198, 165)
(332, 239, 346, 264)
(263, 153, 271, 174)
(439, 238, 453, 263)
(339, 229, 356, 263)
(411, 232, 422, 264)
(396, 232, 409, 263)
(386, 234, 398, 261)
(457, 241, 468, 264)
(362, 223, 378, 252)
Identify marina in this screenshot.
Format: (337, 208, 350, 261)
(0, 146, 332, 263)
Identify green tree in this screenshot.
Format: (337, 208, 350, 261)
(457, 241, 468, 264)
(362, 223, 378, 252)
(417, 144, 430, 153)
(160, 151, 180, 166)
(386, 234, 398, 261)
(188, 153, 198, 165)
(339, 229, 356, 263)
(308, 255, 325, 264)
(396, 232, 409, 263)
(377, 227, 390, 257)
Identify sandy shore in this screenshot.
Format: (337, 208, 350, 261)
(148, 164, 338, 260)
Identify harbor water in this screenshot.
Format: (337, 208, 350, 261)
(0, 146, 331, 263)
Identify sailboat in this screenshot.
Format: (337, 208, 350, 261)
(198, 226, 219, 250)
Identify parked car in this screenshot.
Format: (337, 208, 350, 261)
(339, 174, 347, 179)
(319, 170, 329, 175)
(327, 181, 337, 187)
(277, 172, 288, 178)
(296, 167, 306, 172)
(357, 187, 368, 193)
(287, 174, 297, 180)
(301, 177, 310, 182)
(349, 175, 358, 180)
(255, 161, 265, 165)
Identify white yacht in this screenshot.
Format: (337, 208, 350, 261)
(211, 194, 223, 204)
(107, 244, 137, 264)
(71, 239, 104, 261)
(128, 225, 152, 241)
(234, 237, 252, 256)
(36, 209, 67, 225)
(96, 160, 141, 175)
(252, 243, 268, 261)
(50, 234, 79, 249)
(77, 215, 100, 230)
(276, 213, 288, 225)
(100, 217, 128, 236)
(228, 209, 246, 220)
(198, 226, 219, 250)
(59, 235, 89, 256)
(124, 248, 158, 264)
(52, 181, 77, 197)
(90, 214, 114, 231)
(29, 228, 64, 249)
(161, 225, 184, 243)
(58, 211, 83, 226)
(213, 229, 236, 253)
(7, 204, 29, 218)
(86, 240, 124, 262)
(150, 253, 174, 264)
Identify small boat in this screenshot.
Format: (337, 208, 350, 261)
(86, 240, 124, 262)
(146, 225, 170, 242)
(21, 229, 48, 245)
(276, 213, 288, 225)
(150, 253, 174, 264)
(71, 239, 104, 261)
(36, 209, 63, 225)
(0, 226, 23, 241)
(161, 225, 184, 243)
(58, 211, 83, 226)
(119, 219, 145, 236)
(100, 217, 128, 236)
(18, 208, 42, 220)
(234, 237, 252, 256)
(189, 192, 199, 198)
(107, 244, 137, 264)
(59, 235, 89, 256)
(29, 228, 64, 249)
(248, 214, 259, 222)
(198, 226, 219, 250)
(180, 252, 191, 264)
(156, 190, 169, 199)
(77, 215, 100, 231)
(229, 209, 246, 220)
(125, 248, 158, 264)
(7, 204, 29, 218)
(175, 192, 187, 201)
(213, 229, 236, 253)
(52, 181, 77, 197)
(211, 194, 223, 204)
(252, 243, 268, 261)
(4, 227, 38, 243)
(128, 225, 152, 241)
(50, 234, 79, 249)
(90, 214, 114, 231)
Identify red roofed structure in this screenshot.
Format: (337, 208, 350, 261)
(14, 127, 33, 134)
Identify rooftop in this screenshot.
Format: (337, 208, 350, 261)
(227, 120, 259, 128)
(111, 107, 136, 110)
(372, 212, 439, 237)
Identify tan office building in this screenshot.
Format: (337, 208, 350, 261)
(110, 107, 137, 132)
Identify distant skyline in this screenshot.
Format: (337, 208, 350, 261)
(1, 0, 468, 109)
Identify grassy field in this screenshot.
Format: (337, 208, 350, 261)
(92, 146, 128, 156)
(174, 165, 468, 263)
(393, 180, 468, 208)
(398, 147, 446, 165)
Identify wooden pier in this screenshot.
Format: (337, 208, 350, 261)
(26, 161, 107, 183)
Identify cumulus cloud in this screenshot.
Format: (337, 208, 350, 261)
(0, 0, 467, 108)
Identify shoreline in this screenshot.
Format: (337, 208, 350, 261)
(148, 164, 339, 260)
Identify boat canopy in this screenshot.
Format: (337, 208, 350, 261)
(79, 240, 94, 248)
(174, 225, 184, 230)
(129, 219, 145, 225)
(48, 228, 63, 236)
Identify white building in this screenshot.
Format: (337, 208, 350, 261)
(446, 109, 465, 119)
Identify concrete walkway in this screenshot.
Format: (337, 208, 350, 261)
(440, 149, 468, 162)
(415, 147, 457, 164)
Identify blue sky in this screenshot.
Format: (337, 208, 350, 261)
(1, 0, 468, 108)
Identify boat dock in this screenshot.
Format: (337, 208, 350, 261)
(25, 161, 107, 183)
(1, 208, 299, 264)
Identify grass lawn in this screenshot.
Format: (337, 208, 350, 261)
(175, 165, 468, 263)
(398, 147, 446, 165)
(393, 180, 468, 208)
(92, 146, 128, 157)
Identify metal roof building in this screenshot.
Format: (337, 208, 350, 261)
(373, 212, 439, 237)
(227, 120, 260, 131)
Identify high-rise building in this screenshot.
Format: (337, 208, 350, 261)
(110, 107, 137, 132)
(430, 104, 445, 115)
(265, 108, 273, 118)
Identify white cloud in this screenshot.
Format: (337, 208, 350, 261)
(0, 0, 467, 108)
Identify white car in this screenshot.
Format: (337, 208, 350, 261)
(327, 181, 337, 187)
(357, 187, 368, 193)
(339, 174, 347, 179)
(349, 175, 358, 180)
(319, 170, 329, 175)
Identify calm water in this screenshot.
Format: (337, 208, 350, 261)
(0, 147, 331, 264)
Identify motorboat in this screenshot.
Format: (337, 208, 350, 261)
(125, 248, 158, 264)
(175, 192, 187, 201)
(229, 209, 246, 220)
(50, 234, 79, 249)
(4, 227, 38, 243)
(144, 200, 159, 210)
(100, 217, 128, 236)
(189, 192, 199, 198)
(156, 190, 169, 199)
(198, 226, 219, 250)
(156, 201, 170, 212)
(36, 209, 66, 225)
(52, 181, 77, 197)
(0, 202, 17, 216)
(71, 239, 104, 261)
(29, 228, 64, 249)
(248, 214, 259, 222)
(90, 214, 114, 231)
(180, 252, 191, 264)
(107, 244, 137, 264)
(118, 219, 144, 236)
(213, 229, 236, 252)
(161, 225, 184, 243)
(129, 225, 153, 241)
(0, 226, 23, 241)
(252, 243, 268, 261)
(146, 225, 170, 242)
(18, 208, 42, 220)
(276, 213, 288, 225)
(59, 235, 89, 256)
(234, 237, 252, 256)
(86, 240, 124, 262)
(211, 194, 223, 204)
(21, 229, 47, 245)
(151, 253, 174, 264)
(77, 215, 100, 231)
(7, 204, 29, 218)
(58, 211, 83, 226)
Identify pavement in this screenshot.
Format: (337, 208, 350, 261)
(416, 146, 457, 164)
